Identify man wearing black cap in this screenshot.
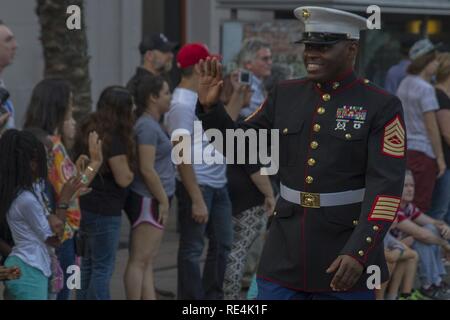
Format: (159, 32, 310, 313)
(127, 33, 177, 98)
(195, 6, 406, 300)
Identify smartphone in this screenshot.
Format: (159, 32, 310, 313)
(239, 70, 252, 85)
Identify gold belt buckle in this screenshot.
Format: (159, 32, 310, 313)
(300, 192, 320, 208)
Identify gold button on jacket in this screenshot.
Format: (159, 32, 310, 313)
(313, 124, 321, 132)
(308, 158, 316, 166)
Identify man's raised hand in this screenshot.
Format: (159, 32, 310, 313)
(196, 57, 224, 109)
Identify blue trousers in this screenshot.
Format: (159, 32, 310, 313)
(176, 182, 233, 300)
(76, 210, 122, 300)
(56, 236, 76, 300)
(257, 278, 375, 300)
(429, 169, 450, 225)
(412, 224, 446, 287)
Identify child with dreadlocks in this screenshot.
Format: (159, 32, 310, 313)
(0, 129, 85, 300)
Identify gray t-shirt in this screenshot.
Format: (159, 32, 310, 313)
(396, 75, 440, 158)
(131, 114, 176, 197)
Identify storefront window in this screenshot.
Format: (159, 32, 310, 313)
(361, 13, 450, 87)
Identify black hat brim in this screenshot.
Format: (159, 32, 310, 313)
(159, 42, 179, 53)
(295, 32, 352, 46)
(294, 39, 342, 45)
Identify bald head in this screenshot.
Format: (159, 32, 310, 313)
(0, 22, 17, 73)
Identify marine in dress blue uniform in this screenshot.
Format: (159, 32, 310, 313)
(196, 6, 406, 300)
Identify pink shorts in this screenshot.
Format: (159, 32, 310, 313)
(125, 190, 163, 230)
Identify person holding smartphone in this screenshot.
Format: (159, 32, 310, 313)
(234, 38, 273, 121)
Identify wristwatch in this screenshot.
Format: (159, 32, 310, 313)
(57, 203, 69, 210)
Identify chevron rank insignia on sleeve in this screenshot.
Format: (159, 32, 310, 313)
(382, 115, 405, 158)
(368, 195, 401, 222)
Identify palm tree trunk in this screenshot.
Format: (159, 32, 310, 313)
(36, 0, 92, 118)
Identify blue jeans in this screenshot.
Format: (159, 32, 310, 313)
(429, 169, 450, 225)
(256, 278, 375, 300)
(56, 236, 76, 300)
(76, 210, 122, 300)
(412, 224, 446, 287)
(176, 181, 233, 300)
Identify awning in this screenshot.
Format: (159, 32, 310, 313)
(217, 0, 450, 15)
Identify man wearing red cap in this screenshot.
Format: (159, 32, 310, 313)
(165, 43, 232, 300)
